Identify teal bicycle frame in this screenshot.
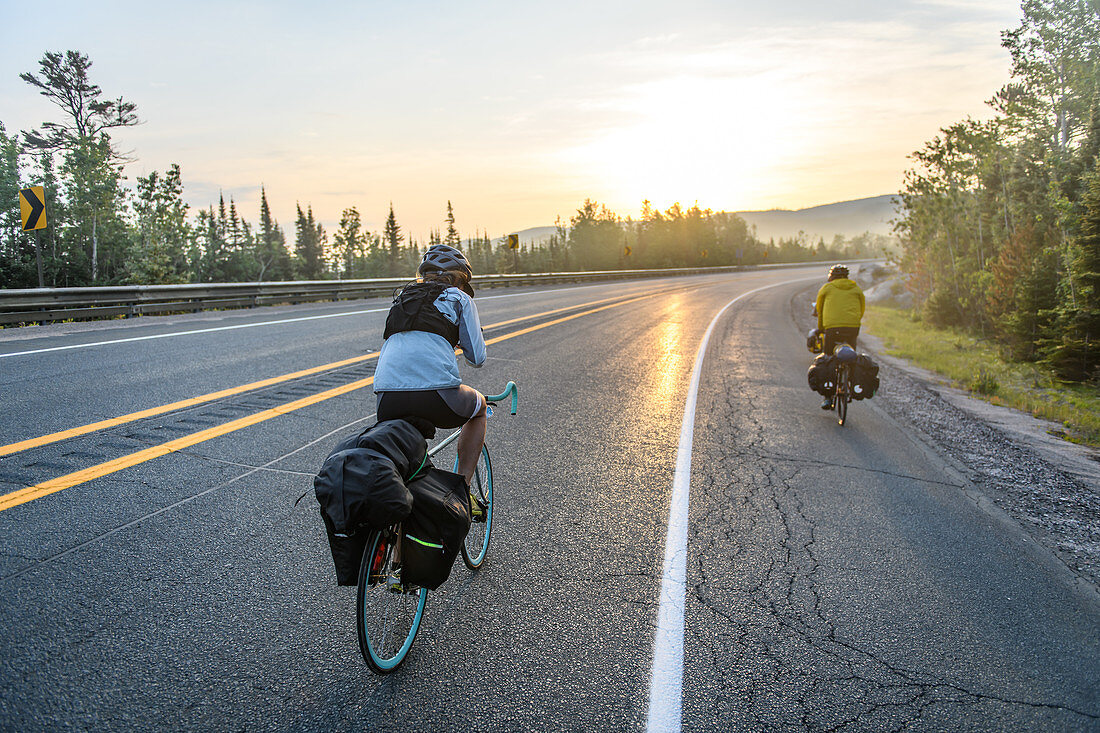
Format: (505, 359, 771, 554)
(426, 381, 519, 457)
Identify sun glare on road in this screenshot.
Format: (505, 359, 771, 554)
(652, 315, 685, 416)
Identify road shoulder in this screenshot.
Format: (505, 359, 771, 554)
(862, 333, 1100, 488)
(793, 285, 1100, 597)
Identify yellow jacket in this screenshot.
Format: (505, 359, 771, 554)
(816, 278, 865, 329)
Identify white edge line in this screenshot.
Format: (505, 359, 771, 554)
(646, 276, 817, 733)
(0, 282, 637, 359)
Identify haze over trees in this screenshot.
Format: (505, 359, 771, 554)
(897, 0, 1100, 381)
(1, 51, 880, 292)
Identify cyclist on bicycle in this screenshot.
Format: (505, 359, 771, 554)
(373, 244, 488, 499)
(814, 264, 865, 409)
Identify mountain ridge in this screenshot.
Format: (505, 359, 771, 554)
(734, 194, 899, 242)
(495, 194, 900, 246)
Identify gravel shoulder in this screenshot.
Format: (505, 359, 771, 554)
(792, 286, 1100, 597)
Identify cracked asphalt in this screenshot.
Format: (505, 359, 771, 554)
(0, 269, 1097, 731)
(682, 284, 1099, 731)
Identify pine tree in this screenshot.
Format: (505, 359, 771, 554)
(20, 51, 138, 157)
(444, 200, 460, 247)
(0, 122, 35, 287)
(383, 203, 402, 276)
(126, 164, 190, 284)
(333, 206, 364, 279)
(313, 208, 327, 278)
(256, 186, 290, 281)
(1047, 156, 1100, 379)
(60, 134, 124, 282)
(218, 193, 228, 237)
(228, 198, 242, 250)
(197, 205, 226, 282)
(295, 204, 325, 280)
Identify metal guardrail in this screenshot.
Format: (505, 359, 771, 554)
(0, 261, 857, 326)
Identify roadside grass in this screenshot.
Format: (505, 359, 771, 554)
(863, 305, 1100, 448)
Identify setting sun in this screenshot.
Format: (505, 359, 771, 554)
(559, 70, 810, 214)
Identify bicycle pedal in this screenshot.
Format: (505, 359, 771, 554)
(469, 493, 488, 520)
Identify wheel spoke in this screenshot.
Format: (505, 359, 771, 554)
(461, 445, 493, 569)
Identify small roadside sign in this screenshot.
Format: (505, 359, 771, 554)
(507, 234, 519, 250)
(624, 245, 632, 257)
(20, 186, 46, 231)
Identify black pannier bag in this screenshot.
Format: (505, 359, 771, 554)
(401, 468, 472, 590)
(850, 354, 880, 400)
(807, 354, 837, 396)
(314, 420, 428, 585)
(320, 512, 368, 586)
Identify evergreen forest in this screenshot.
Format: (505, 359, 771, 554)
(896, 0, 1100, 382)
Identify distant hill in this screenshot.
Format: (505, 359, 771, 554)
(491, 195, 901, 247)
(734, 195, 900, 243)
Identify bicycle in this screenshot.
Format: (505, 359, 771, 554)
(831, 344, 857, 426)
(356, 381, 518, 674)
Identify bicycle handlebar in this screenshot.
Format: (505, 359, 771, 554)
(484, 381, 519, 415)
(427, 382, 517, 457)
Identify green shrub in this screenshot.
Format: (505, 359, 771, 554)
(971, 369, 999, 395)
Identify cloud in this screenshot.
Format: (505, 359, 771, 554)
(914, 0, 1018, 12)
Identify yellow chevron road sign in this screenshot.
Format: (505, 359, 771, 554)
(20, 187, 46, 231)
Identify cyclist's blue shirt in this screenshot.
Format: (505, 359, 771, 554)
(374, 286, 486, 392)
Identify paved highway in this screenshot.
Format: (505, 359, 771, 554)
(1, 268, 1097, 731)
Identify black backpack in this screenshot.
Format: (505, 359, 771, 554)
(383, 281, 460, 346)
(401, 468, 472, 590)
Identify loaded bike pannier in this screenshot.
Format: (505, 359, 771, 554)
(314, 419, 428, 585)
(850, 354, 880, 400)
(401, 468, 472, 590)
(807, 353, 837, 396)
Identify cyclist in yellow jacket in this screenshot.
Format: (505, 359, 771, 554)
(815, 264, 865, 409)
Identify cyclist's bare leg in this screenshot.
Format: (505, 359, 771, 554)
(456, 394, 487, 484)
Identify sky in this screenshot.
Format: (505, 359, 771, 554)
(2, 0, 1022, 242)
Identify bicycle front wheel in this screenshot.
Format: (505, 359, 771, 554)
(356, 527, 427, 674)
(459, 445, 494, 569)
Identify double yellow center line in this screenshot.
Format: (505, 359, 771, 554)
(0, 290, 657, 512)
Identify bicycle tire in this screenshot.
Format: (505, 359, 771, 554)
(836, 366, 849, 426)
(356, 527, 427, 674)
(459, 445, 494, 569)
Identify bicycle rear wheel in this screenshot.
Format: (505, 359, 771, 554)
(458, 445, 494, 569)
(836, 366, 849, 426)
(356, 527, 427, 674)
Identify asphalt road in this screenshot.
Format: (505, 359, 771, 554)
(0, 268, 1097, 732)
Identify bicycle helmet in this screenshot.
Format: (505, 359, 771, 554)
(418, 244, 474, 296)
(828, 264, 849, 280)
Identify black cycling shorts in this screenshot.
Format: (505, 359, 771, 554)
(823, 327, 860, 356)
(376, 386, 483, 429)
